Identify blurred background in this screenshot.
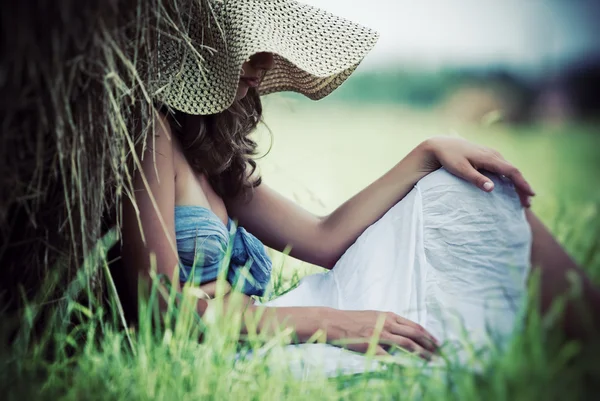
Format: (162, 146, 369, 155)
(286, 0, 600, 124)
(256, 0, 600, 276)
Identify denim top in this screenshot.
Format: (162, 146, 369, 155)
(174, 205, 272, 296)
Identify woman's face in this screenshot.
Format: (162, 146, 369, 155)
(235, 52, 274, 100)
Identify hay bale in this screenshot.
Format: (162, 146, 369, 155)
(0, 0, 208, 331)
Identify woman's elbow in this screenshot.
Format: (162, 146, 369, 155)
(312, 239, 345, 270)
(312, 219, 347, 269)
(318, 256, 337, 270)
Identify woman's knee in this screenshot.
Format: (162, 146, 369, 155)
(417, 168, 522, 215)
(418, 168, 532, 295)
(417, 168, 532, 259)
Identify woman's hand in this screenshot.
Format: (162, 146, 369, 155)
(245, 306, 438, 360)
(418, 137, 535, 207)
(323, 309, 439, 359)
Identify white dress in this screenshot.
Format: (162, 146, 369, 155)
(257, 168, 532, 377)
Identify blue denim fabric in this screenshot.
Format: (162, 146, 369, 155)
(175, 205, 272, 296)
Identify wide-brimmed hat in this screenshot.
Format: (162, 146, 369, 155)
(155, 0, 379, 115)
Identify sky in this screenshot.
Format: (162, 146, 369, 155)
(303, 0, 600, 72)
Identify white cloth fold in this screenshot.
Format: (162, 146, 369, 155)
(258, 168, 532, 377)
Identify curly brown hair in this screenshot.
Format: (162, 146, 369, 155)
(164, 87, 263, 199)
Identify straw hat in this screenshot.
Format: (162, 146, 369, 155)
(156, 0, 379, 115)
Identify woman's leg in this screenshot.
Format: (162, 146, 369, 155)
(525, 210, 600, 339)
(417, 168, 600, 344)
(417, 169, 532, 347)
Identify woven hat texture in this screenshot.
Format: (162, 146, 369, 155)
(156, 0, 379, 115)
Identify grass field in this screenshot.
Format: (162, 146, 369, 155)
(2, 101, 600, 400)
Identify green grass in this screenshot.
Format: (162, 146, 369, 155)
(2, 104, 600, 400)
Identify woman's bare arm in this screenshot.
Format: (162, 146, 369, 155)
(120, 114, 181, 300)
(226, 138, 535, 269)
(225, 144, 429, 269)
(196, 298, 438, 357)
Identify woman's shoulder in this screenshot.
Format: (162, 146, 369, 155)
(134, 111, 174, 162)
(152, 111, 175, 149)
(154, 110, 188, 162)
(142, 111, 190, 174)
(133, 110, 180, 183)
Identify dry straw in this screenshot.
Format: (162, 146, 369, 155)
(0, 0, 213, 330)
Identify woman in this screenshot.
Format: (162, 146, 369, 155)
(116, 0, 600, 374)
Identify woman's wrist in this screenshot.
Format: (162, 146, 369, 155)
(413, 139, 442, 173)
(390, 141, 435, 187)
(294, 306, 338, 343)
(311, 306, 339, 341)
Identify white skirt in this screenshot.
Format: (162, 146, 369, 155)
(259, 168, 532, 377)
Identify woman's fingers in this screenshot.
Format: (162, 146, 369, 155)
(389, 323, 439, 352)
(381, 333, 433, 360)
(394, 314, 435, 338)
(389, 314, 439, 351)
(476, 150, 534, 194)
(476, 157, 535, 205)
(449, 160, 496, 192)
(516, 189, 532, 208)
(484, 159, 535, 196)
(375, 345, 389, 356)
(449, 156, 535, 207)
